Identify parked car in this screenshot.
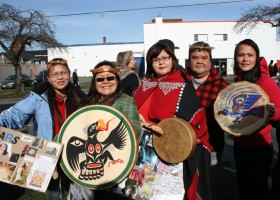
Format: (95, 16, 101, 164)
(33, 70, 47, 86)
(0, 74, 33, 89)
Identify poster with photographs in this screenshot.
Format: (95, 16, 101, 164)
(112, 130, 185, 200)
(0, 127, 63, 192)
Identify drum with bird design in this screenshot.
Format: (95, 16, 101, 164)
(58, 105, 138, 190)
(214, 81, 270, 136)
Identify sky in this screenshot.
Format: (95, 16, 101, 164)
(1, 0, 279, 47)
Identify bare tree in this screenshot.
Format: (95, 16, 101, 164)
(0, 3, 64, 93)
(234, 4, 280, 33)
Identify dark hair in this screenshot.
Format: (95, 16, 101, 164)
(80, 61, 123, 106)
(0, 143, 8, 155)
(188, 41, 213, 64)
(233, 39, 261, 83)
(145, 42, 178, 79)
(46, 58, 81, 129)
(158, 39, 176, 53)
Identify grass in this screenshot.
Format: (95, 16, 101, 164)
(216, 167, 239, 200)
(0, 88, 32, 99)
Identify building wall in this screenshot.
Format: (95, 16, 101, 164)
(144, 16, 280, 75)
(45, 16, 280, 77)
(48, 43, 144, 76)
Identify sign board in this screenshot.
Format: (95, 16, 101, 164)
(0, 127, 63, 192)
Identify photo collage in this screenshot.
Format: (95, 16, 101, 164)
(0, 127, 63, 192)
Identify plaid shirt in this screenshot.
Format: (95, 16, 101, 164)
(182, 66, 228, 150)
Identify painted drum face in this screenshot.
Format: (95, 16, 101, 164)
(214, 81, 269, 136)
(58, 105, 138, 190)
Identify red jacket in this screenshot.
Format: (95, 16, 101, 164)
(235, 57, 280, 147)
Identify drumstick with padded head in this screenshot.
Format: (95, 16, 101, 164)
(139, 114, 163, 135)
(141, 122, 163, 135)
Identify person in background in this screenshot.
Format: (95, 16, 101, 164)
(0, 58, 86, 199)
(268, 60, 273, 75)
(273, 63, 279, 76)
(72, 69, 80, 88)
(133, 42, 212, 199)
(78, 60, 141, 199)
(158, 39, 184, 70)
(116, 51, 140, 96)
(182, 41, 228, 199)
(233, 39, 280, 200)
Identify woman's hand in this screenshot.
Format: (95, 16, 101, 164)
(266, 103, 276, 117)
(139, 114, 163, 135)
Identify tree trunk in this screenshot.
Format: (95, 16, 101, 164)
(14, 62, 24, 93)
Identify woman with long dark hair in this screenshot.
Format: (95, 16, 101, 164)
(0, 58, 86, 199)
(78, 60, 141, 200)
(233, 39, 280, 200)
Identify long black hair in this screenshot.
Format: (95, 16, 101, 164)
(46, 58, 84, 129)
(80, 61, 123, 107)
(233, 39, 261, 83)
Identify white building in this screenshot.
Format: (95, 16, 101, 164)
(48, 15, 280, 77)
(48, 42, 145, 77)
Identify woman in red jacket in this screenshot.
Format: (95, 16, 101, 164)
(133, 41, 212, 200)
(233, 39, 280, 200)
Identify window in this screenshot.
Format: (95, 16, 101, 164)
(135, 57, 145, 78)
(214, 34, 228, 41)
(194, 34, 208, 41)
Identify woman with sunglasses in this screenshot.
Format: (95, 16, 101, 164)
(76, 60, 141, 199)
(0, 58, 86, 199)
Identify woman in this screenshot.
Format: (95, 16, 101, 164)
(78, 60, 141, 199)
(133, 42, 212, 199)
(0, 143, 9, 156)
(233, 39, 280, 200)
(0, 58, 86, 199)
(0, 58, 85, 141)
(116, 51, 140, 96)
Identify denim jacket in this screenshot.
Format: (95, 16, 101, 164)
(0, 91, 53, 140)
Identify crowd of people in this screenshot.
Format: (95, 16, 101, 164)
(0, 38, 280, 200)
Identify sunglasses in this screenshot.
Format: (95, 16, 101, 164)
(95, 76, 116, 83)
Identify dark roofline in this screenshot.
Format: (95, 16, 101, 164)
(152, 19, 183, 23)
(61, 41, 144, 47)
